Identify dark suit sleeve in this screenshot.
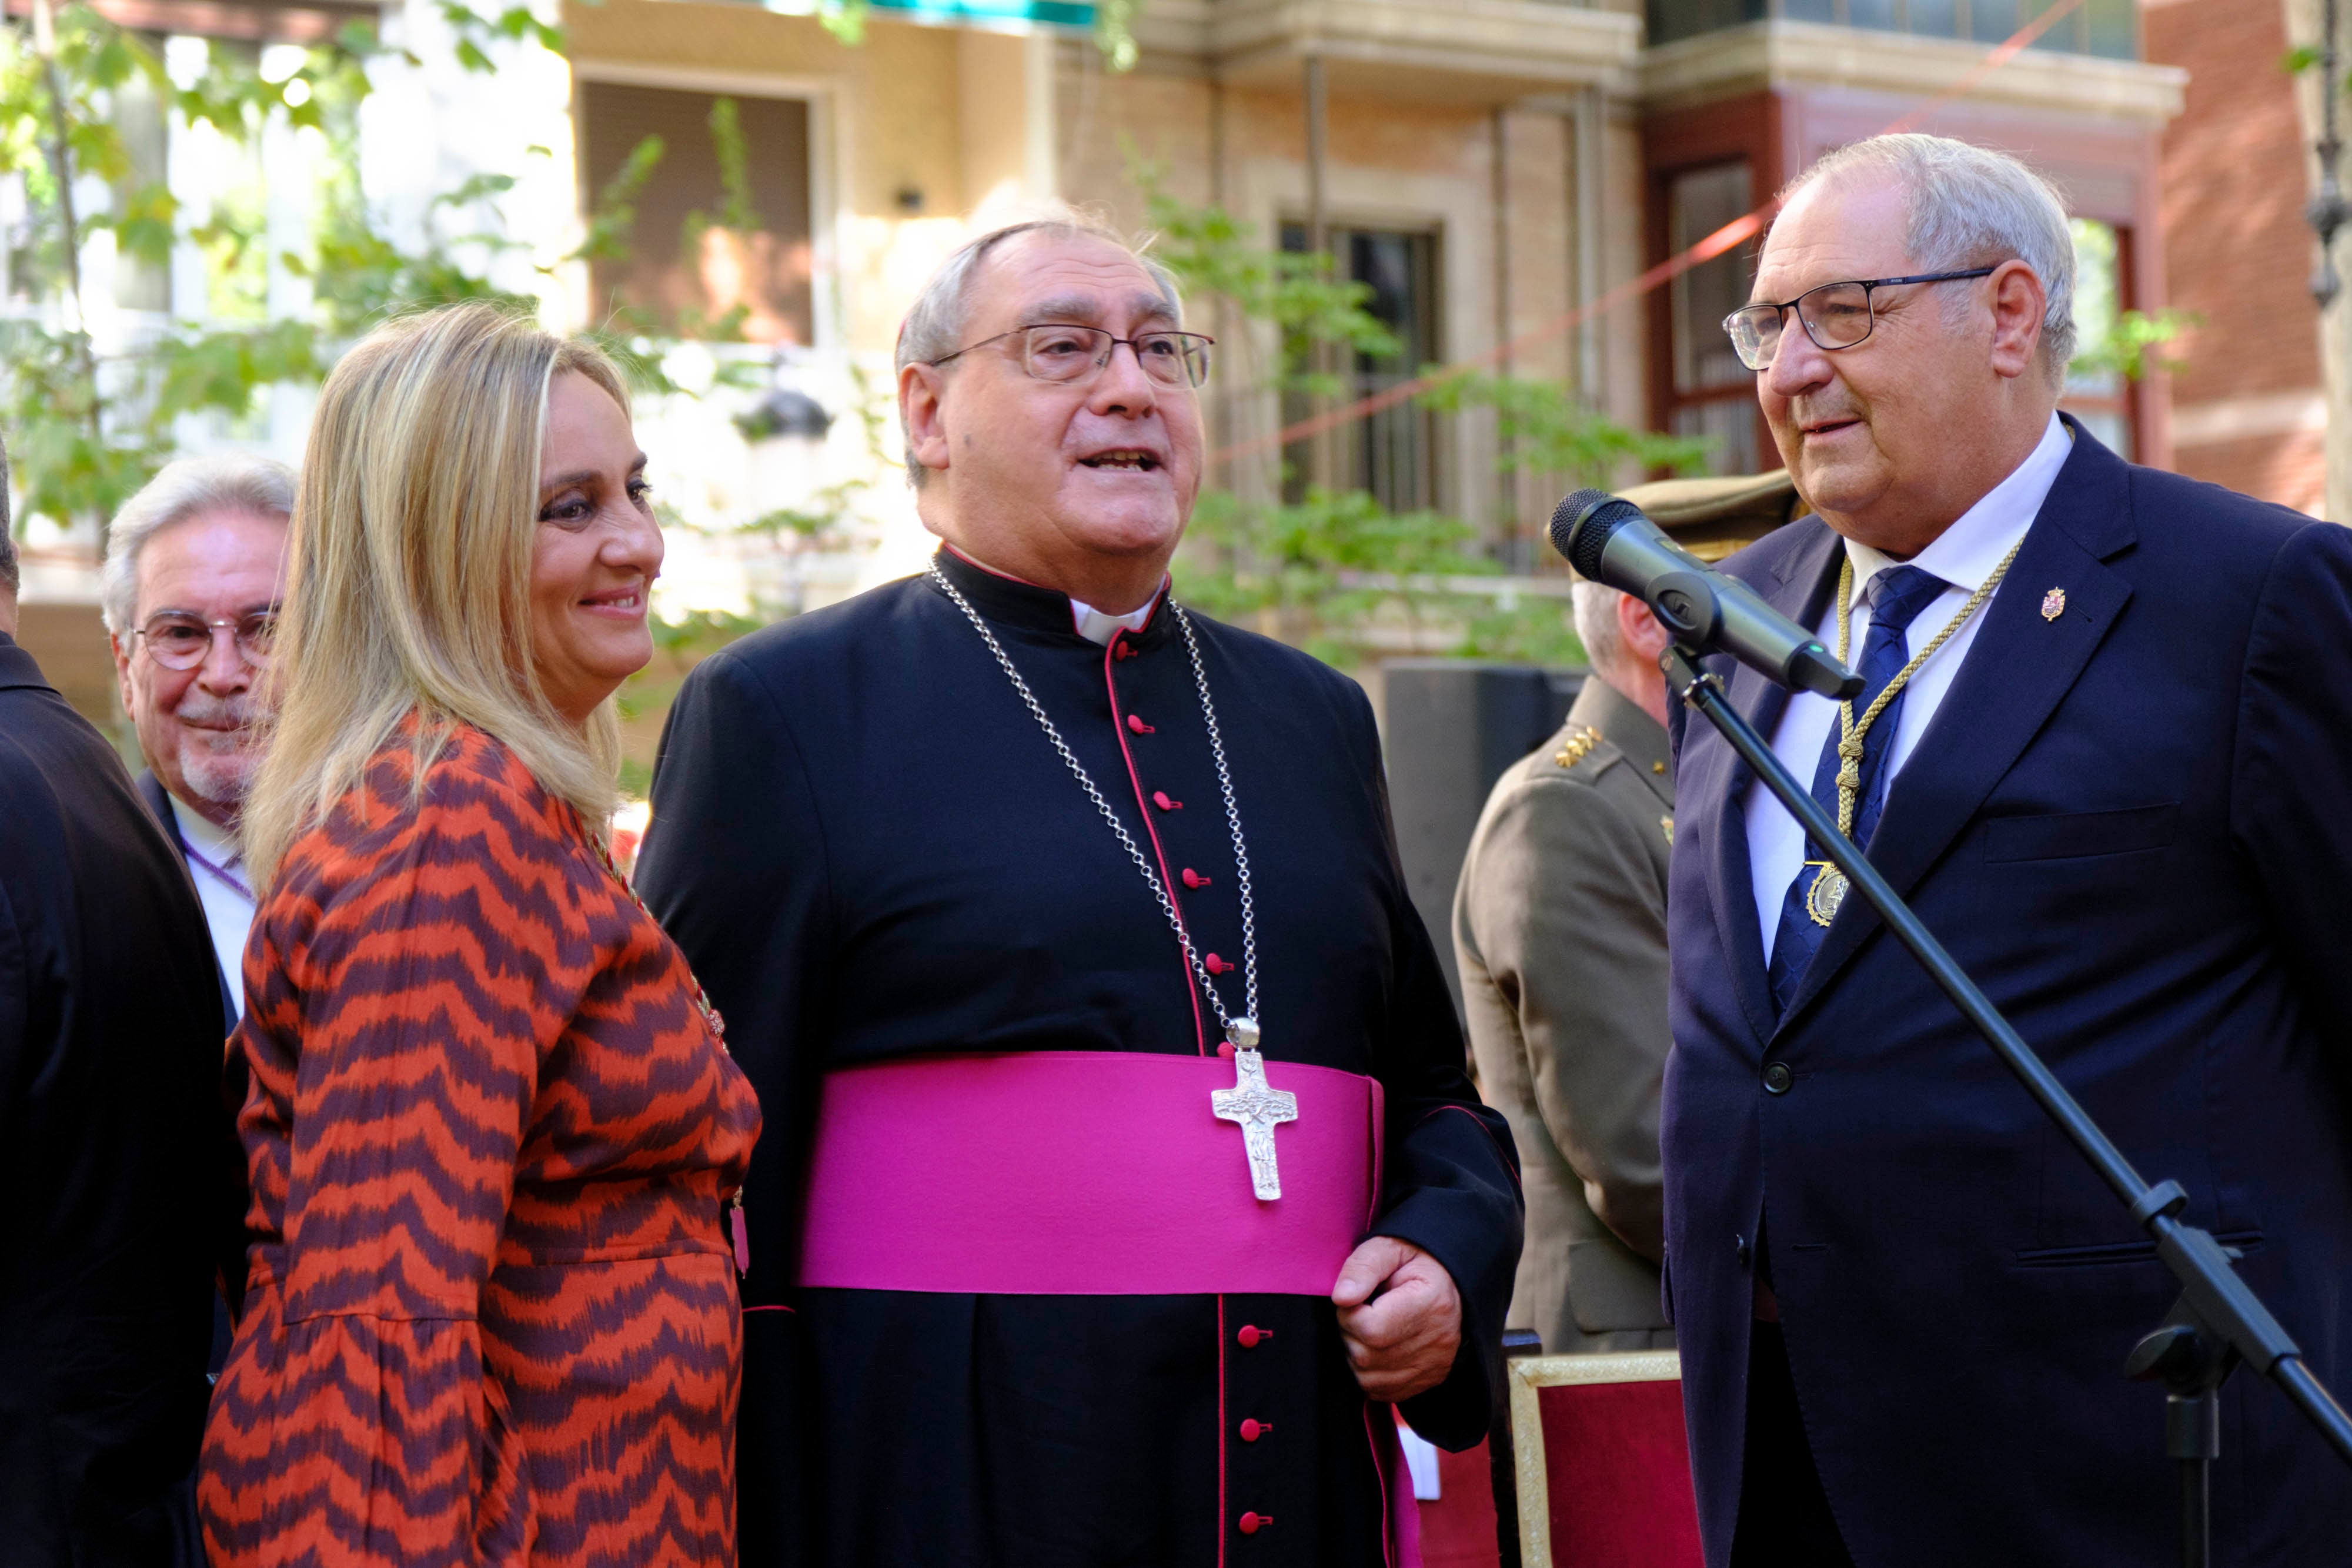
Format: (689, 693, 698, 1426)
(1343, 683, 1525, 1449)
(2233, 520, 2352, 1050)
(0, 875, 24, 1156)
(636, 649, 836, 1296)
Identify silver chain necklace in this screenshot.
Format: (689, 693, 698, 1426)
(928, 563, 1262, 1049)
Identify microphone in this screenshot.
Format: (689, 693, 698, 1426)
(1550, 488, 1862, 700)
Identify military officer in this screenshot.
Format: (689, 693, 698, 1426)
(1454, 473, 1798, 1355)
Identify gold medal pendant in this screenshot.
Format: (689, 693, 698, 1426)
(1804, 861, 1847, 928)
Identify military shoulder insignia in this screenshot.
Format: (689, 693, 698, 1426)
(2041, 587, 2066, 622)
(1553, 726, 1604, 770)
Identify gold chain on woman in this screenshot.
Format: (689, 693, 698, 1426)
(570, 807, 749, 1273)
(573, 808, 727, 1047)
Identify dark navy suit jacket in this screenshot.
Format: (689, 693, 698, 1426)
(1663, 420, 2352, 1566)
(0, 635, 234, 1566)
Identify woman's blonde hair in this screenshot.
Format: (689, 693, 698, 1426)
(243, 301, 634, 887)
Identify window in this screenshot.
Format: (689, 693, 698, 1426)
(1646, 0, 2136, 58)
(1649, 0, 1765, 48)
(1664, 161, 1759, 477)
(1278, 223, 1442, 512)
(576, 82, 814, 345)
(2061, 217, 2133, 459)
(111, 49, 171, 315)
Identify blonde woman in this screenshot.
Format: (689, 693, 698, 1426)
(198, 303, 761, 1568)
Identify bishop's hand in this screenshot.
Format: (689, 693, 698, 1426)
(1331, 1235, 1462, 1403)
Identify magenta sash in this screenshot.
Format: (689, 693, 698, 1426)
(796, 1050, 1384, 1296)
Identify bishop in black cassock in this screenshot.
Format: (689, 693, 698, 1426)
(635, 218, 1522, 1566)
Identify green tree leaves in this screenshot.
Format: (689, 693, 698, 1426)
(0, 0, 769, 542)
(1136, 164, 1708, 669)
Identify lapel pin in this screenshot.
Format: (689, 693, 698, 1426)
(2040, 587, 2066, 622)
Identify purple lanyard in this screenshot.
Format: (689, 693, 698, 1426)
(181, 839, 253, 902)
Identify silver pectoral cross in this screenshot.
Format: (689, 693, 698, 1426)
(1211, 1037, 1298, 1202)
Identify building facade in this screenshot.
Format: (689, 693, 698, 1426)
(2144, 0, 2327, 517)
(533, 0, 2191, 614)
(20, 0, 2298, 732)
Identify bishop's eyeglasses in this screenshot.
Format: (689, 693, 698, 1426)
(928, 324, 1215, 390)
(1721, 267, 1997, 372)
(132, 609, 278, 671)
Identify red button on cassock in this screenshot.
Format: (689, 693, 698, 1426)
(1237, 1324, 1270, 1348)
(1152, 791, 1181, 811)
(1238, 1513, 1269, 1535)
(1205, 953, 1227, 974)
(1239, 1419, 1270, 1442)
(1127, 714, 1154, 734)
(1182, 868, 1210, 889)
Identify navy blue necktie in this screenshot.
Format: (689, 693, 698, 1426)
(1766, 564, 1949, 1014)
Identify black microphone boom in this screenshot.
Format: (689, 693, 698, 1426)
(1549, 487, 1862, 699)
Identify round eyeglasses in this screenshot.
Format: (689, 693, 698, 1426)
(1722, 267, 1997, 372)
(132, 609, 277, 671)
(928, 324, 1214, 389)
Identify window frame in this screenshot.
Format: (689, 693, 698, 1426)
(568, 59, 841, 353)
(1277, 219, 1447, 514)
(1648, 152, 1776, 481)
(2057, 216, 2140, 462)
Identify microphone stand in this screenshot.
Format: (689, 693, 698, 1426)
(1661, 640, 2352, 1568)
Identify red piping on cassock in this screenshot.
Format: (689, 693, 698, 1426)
(1104, 635, 1208, 1057)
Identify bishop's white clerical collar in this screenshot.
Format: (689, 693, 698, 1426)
(1070, 588, 1163, 646)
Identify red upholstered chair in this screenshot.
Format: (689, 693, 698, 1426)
(1410, 1429, 1501, 1568)
(1508, 1351, 1703, 1568)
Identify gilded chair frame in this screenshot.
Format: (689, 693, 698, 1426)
(1507, 1349, 1684, 1568)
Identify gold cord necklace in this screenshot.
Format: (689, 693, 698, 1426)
(577, 814, 728, 1045)
(1801, 540, 2022, 928)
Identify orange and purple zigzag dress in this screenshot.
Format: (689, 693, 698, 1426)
(199, 721, 761, 1568)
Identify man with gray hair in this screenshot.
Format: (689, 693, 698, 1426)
(1666, 132, 2352, 1563)
(103, 453, 293, 1018)
(1452, 566, 1678, 1361)
(639, 214, 1522, 1567)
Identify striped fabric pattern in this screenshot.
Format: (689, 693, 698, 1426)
(198, 720, 762, 1568)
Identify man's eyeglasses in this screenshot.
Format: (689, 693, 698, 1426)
(133, 610, 277, 671)
(928, 324, 1215, 390)
(1721, 267, 1998, 372)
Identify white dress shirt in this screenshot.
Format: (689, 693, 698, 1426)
(169, 794, 256, 1017)
(1748, 413, 2073, 962)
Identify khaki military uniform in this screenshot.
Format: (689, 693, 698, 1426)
(1454, 676, 1675, 1355)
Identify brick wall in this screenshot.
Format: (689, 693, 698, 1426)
(2147, 0, 2327, 513)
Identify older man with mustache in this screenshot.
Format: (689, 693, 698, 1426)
(104, 455, 293, 1020)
